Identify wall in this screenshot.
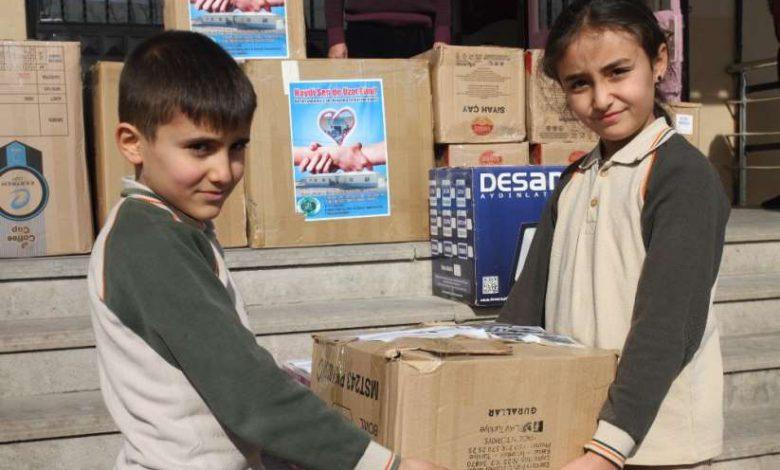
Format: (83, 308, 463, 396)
(688, 0, 738, 202)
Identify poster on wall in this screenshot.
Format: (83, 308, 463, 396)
(287, 79, 391, 221)
(188, 1, 289, 59)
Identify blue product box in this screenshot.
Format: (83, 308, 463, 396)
(429, 166, 564, 307)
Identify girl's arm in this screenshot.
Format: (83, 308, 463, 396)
(587, 140, 731, 466)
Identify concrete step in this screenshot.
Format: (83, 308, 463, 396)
(0, 296, 494, 398)
(716, 406, 780, 463)
(720, 241, 780, 276)
(0, 246, 434, 323)
(722, 333, 780, 412)
(2, 331, 778, 443)
(3, 267, 776, 355)
(1, 397, 777, 467)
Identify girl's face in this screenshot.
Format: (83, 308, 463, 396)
(556, 28, 668, 149)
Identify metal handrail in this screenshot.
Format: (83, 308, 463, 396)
(727, 58, 778, 74)
(726, 56, 780, 207)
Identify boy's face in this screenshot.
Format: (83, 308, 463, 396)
(132, 112, 249, 221)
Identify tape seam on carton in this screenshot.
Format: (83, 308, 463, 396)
(281, 61, 299, 95)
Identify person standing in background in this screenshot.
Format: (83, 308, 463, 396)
(325, 0, 451, 58)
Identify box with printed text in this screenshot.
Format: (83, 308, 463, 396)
(429, 166, 563, 306)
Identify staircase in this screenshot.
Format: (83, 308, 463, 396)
(0, 209, 778, 469)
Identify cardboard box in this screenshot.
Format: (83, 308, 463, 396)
(525, 50, 598, 144)
(91, 61, 248, 247)
(429, 166, 563, 306)
(437, 142, 529, 167)
(0, 41, 93, 257)
(164, 0, 306, 60)
(311, 326, 617, 469)
(530, 142, 595, 166)
(418, 45, 525, 144)
(666, 102, 702, 150)
(242, 59, 434, 248)
(1, 0, 26, 41)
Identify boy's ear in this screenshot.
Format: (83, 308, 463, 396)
(653, 43, 670, 83)
(115, 123, 145, 166)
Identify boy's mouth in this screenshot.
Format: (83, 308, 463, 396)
(198, 190, 226, 202)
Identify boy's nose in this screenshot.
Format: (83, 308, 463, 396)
(208, 152, 233, 186)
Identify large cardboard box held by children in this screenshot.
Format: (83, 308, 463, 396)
(418, 45, 526, 144)
(429, 166, 563, 306)
(91, 61, 248, 248)
(311, 327, 617, 469)
(437, 142, 529, 168)
(0, 41, 93, 257)
(526, 50, 597, 144)
(164, 0, 306, 60)
(242, 59, 434, 248)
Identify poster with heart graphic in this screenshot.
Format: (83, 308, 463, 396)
(288, 79, 390, 221)
(188, 3, 290, 60)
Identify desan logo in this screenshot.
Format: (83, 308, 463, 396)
(479, 171, 562, 194)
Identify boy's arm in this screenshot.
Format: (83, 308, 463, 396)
(586, 147, 730, 467)
(104, 221, 394, 469)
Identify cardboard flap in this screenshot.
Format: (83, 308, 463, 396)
(386, 336, 512, 358)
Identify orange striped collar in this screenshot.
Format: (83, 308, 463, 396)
(579, 117, 676, 170)
(120, 177, 209, 231)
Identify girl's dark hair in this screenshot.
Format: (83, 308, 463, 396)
(119, 31, 257, 140)
(542, 0, 671, 123)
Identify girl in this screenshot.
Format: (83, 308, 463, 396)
(499, 1, 730, 469)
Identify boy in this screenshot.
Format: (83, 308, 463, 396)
(88, 31, 440, 470)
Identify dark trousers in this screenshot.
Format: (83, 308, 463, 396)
(345, 21, 434, 58)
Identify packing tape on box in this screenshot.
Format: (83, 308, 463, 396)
(281, 61, 299, 95)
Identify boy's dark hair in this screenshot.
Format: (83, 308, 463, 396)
(119, 31, 257, 139)
(542, 0, 671, 122)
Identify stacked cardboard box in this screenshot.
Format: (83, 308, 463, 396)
(667, 102, 702, 151)
(91, 61, 248, 248)
(1, 0, 26, 41)
(164, 0, 306, 60)
(0, 41, 93, 258)
(311, 326, 617, 469)
(420, 45, 529, 168)
(242, 58, 434, 248)
(525, 50, 598, 166)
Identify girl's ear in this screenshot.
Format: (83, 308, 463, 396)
(653, 42, 670, 83)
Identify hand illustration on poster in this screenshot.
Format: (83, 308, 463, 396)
(188, 0, 289, 59)
(288, 79, 390, 221)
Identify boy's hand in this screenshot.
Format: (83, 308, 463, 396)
(560, 452, 618, 470)
(398, 458, 448, 470)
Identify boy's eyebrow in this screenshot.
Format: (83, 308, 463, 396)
(561, 57, 634, 83)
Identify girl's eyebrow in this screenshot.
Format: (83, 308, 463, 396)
(562, 57, 634, 83)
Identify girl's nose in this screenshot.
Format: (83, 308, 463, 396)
(591, 83, 613, 112)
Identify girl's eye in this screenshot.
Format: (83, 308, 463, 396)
(568, 80, 588, 91)
(611, 67, 631, 77)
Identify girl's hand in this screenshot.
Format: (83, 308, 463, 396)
(561, 452, 618, 470)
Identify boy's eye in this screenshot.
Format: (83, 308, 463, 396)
(230, 142, 248, 152)
(188, 142, 212, 155)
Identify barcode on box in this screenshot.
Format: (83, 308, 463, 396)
(482, 276, 499, 295)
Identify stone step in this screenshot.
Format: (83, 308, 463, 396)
(2, 331, 778, 443)
(0, 296, 494, 398)
(2, 405, 778, 470)
(722, 333, 780, 412)
(3, 267, 777, 355)
(720, 240, 780, 276)
(1, 209, 775, 284)
(0, 254, 434, 322)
